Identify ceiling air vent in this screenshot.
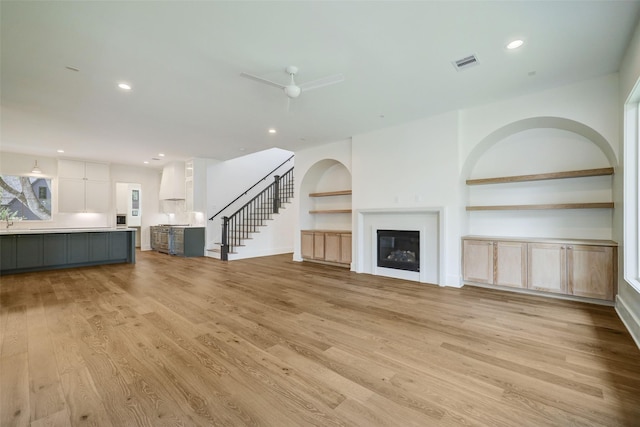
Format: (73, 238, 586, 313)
(452, 54, 479, 71)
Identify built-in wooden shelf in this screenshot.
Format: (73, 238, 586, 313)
(466, 167, 614, 186)
(309, 209, 353, 214)
(466, 202, 614, 211)
(309, 190, 352, 197)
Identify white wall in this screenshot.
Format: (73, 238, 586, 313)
(351, 111, 462, 286)
(292, 139, 352, 261)
(459, 74, 620, 164)
(206, 147, 294, 252)
(618, 20, 640, 347)
(294, 74, 621, 289)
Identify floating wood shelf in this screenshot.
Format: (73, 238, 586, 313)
(466, 202, 614, 211)
(309, 209, 353, 214)
(466, 167, 614, 186)
(309, 190, 352, 197)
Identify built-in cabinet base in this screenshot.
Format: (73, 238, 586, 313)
(462, 236, 617, 302)
(301, 230, 351, 268)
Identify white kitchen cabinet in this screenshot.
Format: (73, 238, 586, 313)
(58, 160, 110, 212)
(185, 158, 207, 213)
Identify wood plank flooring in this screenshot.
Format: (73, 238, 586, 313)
(1, 251, 640, 426)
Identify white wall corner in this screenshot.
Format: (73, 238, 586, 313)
(616, 293, 640, 350)
(446, 275, 464, 288)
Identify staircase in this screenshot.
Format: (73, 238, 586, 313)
(209, 166, 294, 260)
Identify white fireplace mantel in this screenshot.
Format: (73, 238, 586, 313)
(354, 207, 445, 285)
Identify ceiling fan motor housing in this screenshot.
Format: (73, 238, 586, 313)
(284, 85, 301, 98)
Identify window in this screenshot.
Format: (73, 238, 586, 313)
(623, 96, 640, 291)
(0, 175, 52, 221)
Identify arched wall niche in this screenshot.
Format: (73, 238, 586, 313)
(461, 116, 617, 179)
(461, 116, 616, 240)
(300, 159, 352, 231)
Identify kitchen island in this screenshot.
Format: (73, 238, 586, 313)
(0, 228, 136, 275)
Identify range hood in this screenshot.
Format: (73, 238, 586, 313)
(159, 161, 186, 200)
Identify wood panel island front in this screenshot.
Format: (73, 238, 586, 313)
(0, 228, 136, 275)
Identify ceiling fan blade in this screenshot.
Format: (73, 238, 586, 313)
(299, 74, 345, 92)
(240, 72, 286, 89)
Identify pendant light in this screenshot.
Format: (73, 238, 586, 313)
(31, 160, 42, 174)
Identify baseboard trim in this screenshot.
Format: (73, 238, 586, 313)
(616, 294, 640, 350)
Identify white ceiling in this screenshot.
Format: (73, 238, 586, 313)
(2, 1, 639, 168)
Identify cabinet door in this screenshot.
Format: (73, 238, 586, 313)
(301, 232, 314, 259)
(58, 178, 86, 212)
(528, 243, 567, 294)
(0, 235, 17, 270)
(568, 245, 615, 300)
(16, 234, 43, 269)
(313, 232, 325, 260)
(340, 233, 352, 264)
(68, 233, 90, 264)
(109, 232, 129, 260)
(43, 234, 68, 266)
(462, 239, 494, 284)
(85, 180, 110, 213)
(324, 233, 340, 262)
(84, 162, 110, 181)
(89, 233, 110, 261)
(58, 159, 86, 179)
(184, 228, 204, 257)
(495, 242, 527, 288)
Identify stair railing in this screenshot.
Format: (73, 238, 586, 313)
(220, 167, 294, 260)
(209, 154, 294, 221)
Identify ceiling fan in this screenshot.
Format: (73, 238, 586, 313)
(240, 66, 344, 101)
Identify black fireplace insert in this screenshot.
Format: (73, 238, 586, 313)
(377, 229, 420, 272)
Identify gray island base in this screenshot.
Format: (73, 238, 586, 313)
(0, 228, 136, 275)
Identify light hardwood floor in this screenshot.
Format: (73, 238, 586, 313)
(1, 251, 640, 426)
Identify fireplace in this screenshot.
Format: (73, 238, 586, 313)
(377, 230, 420, 272)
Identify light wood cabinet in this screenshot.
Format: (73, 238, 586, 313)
(58, 160, 110, 212)
(462, 236, 617, 301)
(495, 241, 527, 289)
(301, 230, 351, 267)
(301, 231, 314, 259)
(313, 232, 325, 260)
(462, 239, 494, 284)
(324, 233, 340, 262)
(528, 243, 567, 294)
(340, 233, 352, 264)
(567, 244, 615, 301)
(462, 239, 526, 288)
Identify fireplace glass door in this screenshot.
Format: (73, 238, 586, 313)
(377, 230, 420, 272)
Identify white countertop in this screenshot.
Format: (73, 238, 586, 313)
(0, 227, 136, 235)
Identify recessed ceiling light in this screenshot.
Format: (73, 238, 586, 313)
(506, 39, 524, 50)
(143, 161, 149, 164)
(268, 128, 277, 134)
(158, 153, 165, 157)
(118, 83, 132, 90)
(57, 149, 64, 153)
